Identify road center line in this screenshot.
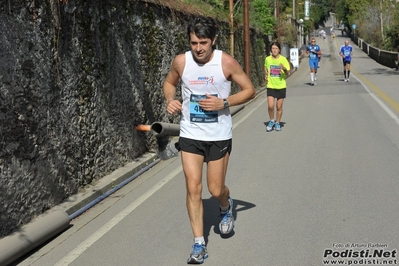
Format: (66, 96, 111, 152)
(351, 70, 399, 125)
(333, 37, 399, 125)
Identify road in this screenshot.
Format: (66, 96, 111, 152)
(14, 33, 399, 266)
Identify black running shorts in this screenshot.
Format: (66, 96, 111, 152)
(343, 60, 351, 66)
(267, 88, 286, 99)
(178, 137, 232, 162)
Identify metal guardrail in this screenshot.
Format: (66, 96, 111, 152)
(352, 35, 399, 70)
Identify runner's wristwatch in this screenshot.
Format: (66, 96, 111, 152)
(223, 99, 229, 109)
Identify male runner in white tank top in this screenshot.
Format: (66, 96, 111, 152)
(163, 16, 255, 264)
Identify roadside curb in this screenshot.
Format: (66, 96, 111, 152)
(54, 152, 160, 217)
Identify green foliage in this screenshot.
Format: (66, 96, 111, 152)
(280, 22, 298, 46)
(206, 0, 224, 9)
(311, 5, 327, 26)
(251, 0, 275, 35)
(384, 26, 399, 51)
(334, 0, 349, 26)
(301, 19, 314, 39)
(332, 0, 399, 51)
(173, 0, 399, 51)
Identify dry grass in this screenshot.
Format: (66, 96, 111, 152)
(144, 0, 230, 21)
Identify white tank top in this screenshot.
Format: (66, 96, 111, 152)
(180, 50, 232, 141)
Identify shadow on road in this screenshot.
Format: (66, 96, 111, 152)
(202, 197, 256, 243)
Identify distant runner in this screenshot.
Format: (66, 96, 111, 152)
(339, 39, 353, 82)
(306, 37, 322, 86)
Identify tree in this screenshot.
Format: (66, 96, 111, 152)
(250, 0, 276, 35)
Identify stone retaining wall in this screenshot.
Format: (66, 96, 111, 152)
(0, 0, 267, 237)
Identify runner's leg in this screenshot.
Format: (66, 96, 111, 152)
(182, 151, 205, 238)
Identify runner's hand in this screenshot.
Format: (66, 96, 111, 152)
(166, 99, 182, 114)
(199, 94, 223, 111)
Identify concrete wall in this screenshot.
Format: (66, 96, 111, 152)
(0, 0, 268, 237)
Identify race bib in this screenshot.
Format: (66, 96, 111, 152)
(310, 53, 317, 60)
(189, 94, 218, 123)
(270, 65, 282, 77)
(309, 46, 318, 60)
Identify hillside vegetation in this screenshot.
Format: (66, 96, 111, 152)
(154, 0, 399, 51)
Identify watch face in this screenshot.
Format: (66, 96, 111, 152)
(224, 99, 229, 108)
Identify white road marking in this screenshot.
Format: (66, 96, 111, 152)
(55, 166, 182, 266)
(55, 100, 265, 265)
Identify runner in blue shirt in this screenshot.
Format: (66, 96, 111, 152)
(339, 40, 353, 82)
(306, 37, 322, 86)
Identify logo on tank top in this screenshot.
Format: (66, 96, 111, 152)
(189, 76, 218, 86)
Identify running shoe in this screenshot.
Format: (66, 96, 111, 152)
(219, 197, 235, 235)
(311, 82, 314, 86)
(266, 120, 275, 132)
(187, 243, 208, 264)
(314, 79, 317, 85)
(346, 78, 350, 82)
(275, 122, 281, 131)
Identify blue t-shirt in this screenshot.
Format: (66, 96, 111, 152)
(340, 45, 353, 61)
(307, 44, 321, 61)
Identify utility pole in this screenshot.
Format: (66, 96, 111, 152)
(244, 0, 250, 77)
(380, 0, 384, 41)
(276, 0, 280, 43)
(229, 0, 234, 56)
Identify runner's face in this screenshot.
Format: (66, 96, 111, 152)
(189, 33, 215, 64)
(271, 45, 280, 57)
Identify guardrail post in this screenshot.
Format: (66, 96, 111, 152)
(397, 53, 399, 70)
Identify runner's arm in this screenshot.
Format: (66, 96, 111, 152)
(221, 52, 256, 108)
(163, 55, 184, 114)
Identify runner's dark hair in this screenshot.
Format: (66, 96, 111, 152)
(187, 16, 218, 41)
(270, 41, 281, 52)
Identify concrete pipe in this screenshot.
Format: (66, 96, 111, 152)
(151, 122, 180, 137)
(0, 210, 70, 266)
(150, 105, 244, 137)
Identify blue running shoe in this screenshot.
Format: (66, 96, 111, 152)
(266, 120, 275, 132)
(187, 243, 208, 264)
(275, 122, 281, 131)
(219, 197, 235, 234)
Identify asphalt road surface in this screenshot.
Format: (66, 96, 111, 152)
(14, 34, 399, 266)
